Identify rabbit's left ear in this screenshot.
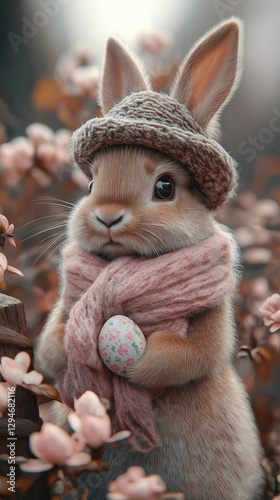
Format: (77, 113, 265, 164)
(171, 18, 243, 132)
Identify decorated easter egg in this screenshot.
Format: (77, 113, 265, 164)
(98, 315, 146, 378)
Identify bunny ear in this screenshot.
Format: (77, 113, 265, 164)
(171, 18, 243, 132)
(100, 37, 150, 114)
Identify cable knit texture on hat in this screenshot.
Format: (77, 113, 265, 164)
(70, 91, 238, 210)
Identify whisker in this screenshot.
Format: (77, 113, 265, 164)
(141, 226, 162, 241)
(28, 231, 66, 255)
(18, 213, 70, 232)
(34, 196, 75, 208)
(141, 221, 166, 228)
(46, 236, 70, 261)
(24, 219, 68, 234)
(31, 233, 67, 264)
(18, 223, 68, 244)
(134, 231, 154, 246)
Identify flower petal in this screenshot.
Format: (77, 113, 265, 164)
(7, 237, 16, 248)
(20, 458, 54, 473)
(0, 215, 9, 232)
(270, 323, 280, 333)
(26, 123, 54, 146)
(14, 352, 30, 372)
(65, 451, 91, 467)
(263, 318, 274, 326)
(30, 423, 75, 465)
(0, 253, 8, 272)
(260, 294, 280, 316)
(7, 265, 24, 277)
(68, 412, 82, 432)
(0, 357, 24, 385)
(22, 370, 43, 385)
(271, 310, 280, 322)
(81, 414, 111, 448)
(122, 475, 166, 498)
(106, 494, 127, 500)
(75, 391, 106, 418)
(71, 431, 86, 452)
(106, 430, 131, 443)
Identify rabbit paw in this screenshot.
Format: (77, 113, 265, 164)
(36, 323, 67, 380)
(127, 330, 180, 388)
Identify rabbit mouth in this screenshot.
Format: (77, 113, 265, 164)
(107, 239, 122, 246)
(104, 236, 123, 249)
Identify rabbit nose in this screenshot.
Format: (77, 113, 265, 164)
(96, 214, 124, 228)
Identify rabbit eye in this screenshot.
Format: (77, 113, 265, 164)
(88, 180, 94, 193)
(155, 176, 175, 200)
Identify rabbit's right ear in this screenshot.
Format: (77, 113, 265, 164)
(100, 37, 150, 114)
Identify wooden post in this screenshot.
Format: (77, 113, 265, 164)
(0, 294, 47, 499)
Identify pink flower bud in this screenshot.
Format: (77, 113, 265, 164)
(79, 413, 111, 448)
(137, 30, 173, 55)
(30, 423, 76, 465)
(26, 123, 54, 146)
(71, 65, 100, 100)
(75, 390, 106, 418)
(11, 137, 35, 173)
(108, 466, 166, 500)
(260, 294, 280, 333)
(54, 128, 71, 148)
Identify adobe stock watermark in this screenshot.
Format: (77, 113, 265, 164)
(238, 107, 280, 163)
(6, 386, 17, 493)
(213, 0, 243, 20)
(8, 0, 72, 55)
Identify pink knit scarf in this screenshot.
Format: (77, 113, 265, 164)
(57, 229, 236, 451)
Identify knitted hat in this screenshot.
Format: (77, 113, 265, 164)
(70, 90, 238, 210)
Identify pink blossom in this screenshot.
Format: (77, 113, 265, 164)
(0, 253, 8, 287)
(0, 214, 15, 236)
(137, 30, 173, 55)
(0, 215, 23, 289)
(68, 391, 111, 448)
(260, 294, 280, 332)
(26, 123, 54, 146)
(29, 422, 91, 467)
(8, 137, 34, 173)
(75, 391, 107, 418)
(54, 128, 71, 148)
(0, 352, 43, 386)
(107, 466, 166, 500)
(0, 137, 34, 180)
(71, 65, 100, 100)
(118, 344, 129, 356)
(37, 142, 68, 171)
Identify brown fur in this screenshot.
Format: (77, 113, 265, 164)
(36, 18, 265, 499)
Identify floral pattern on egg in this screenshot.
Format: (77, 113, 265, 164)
(98, 315, 146, 378)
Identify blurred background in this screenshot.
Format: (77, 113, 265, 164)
(0, 1, 279, 496)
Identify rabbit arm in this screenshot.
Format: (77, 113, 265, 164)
(128, 298, 236, 388)
(35, 297, 67, 380)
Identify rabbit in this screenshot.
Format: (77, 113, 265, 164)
(36, 18, 265, 500)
